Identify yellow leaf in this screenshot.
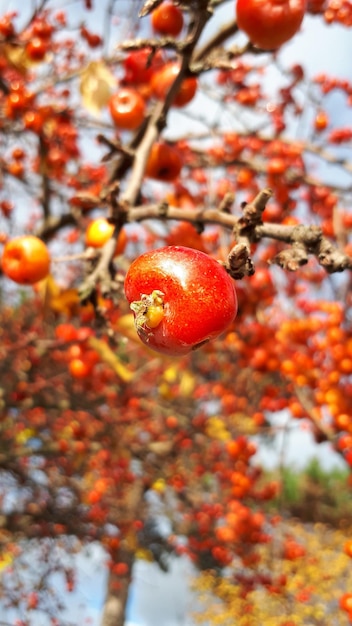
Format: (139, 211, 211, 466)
(79, 61, 116, 116)
(0, 551, 14, 571)
(87, 336, 134, 383)
(115, 314, 140, 344)
(35, 276, 80, 318)
(163, 365, 178, 384)
(2, 43, 51, 71)
(115, 313, 159, 357)
(35, 274, 61, 317)
(1, 43, 29, 73)
(179, 370, 196, 397)
(50, 289, 80, 317)
(161, 366, 195, 397)
(136, 548, 154, 562)
(36, 274, 61, 300)
(205, 417, 231, 441)
(158, 382, 174, 400)
(15, 428, 36, 445)
(151, 478, 166, 493)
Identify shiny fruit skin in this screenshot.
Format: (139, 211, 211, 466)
(85, 218, 127, 255)
(151, 2, 184, 36)
(1, 235, 50, 285)
(151, 62, 197, 107)
(109, 88, 146, 130)
(145, 142, 182, 181)
(124, 245, 238, 356)
(236, 0, 306, 50)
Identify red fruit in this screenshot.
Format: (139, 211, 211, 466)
(262, 202, 283, 222)
(145, 142, 182, 181)
(0, 15, 15, 38)
(247, 267, 275, 301)
(151, 2, 184, 36)
(109, 88, 146, 130)
(26, 37, 48, 61)
(123, 48, 164, 85)
(85, 218, 127, 255)
(69, 358, 93, 379)
(55, 323, 78, 342)
(87, 489, 101, 505)
(12, 147, 26, 160)
(314, 110, 329, 132)
(32, 19, 54, 40)
(0, 200, 14, 217)
(340, 593, 352, 612)
(307, 0, 326, 13)
(344, 541, 352, 558)
(7, 161, 24, 178)
(344, 449, 352, 467)
(23, 110, 44, 133)
(267, 157, 286, 175)
(342, 213, 352, 229)
(151, 62, 197, 107)
(80, 26, 102, 48)
(46, 146, 66, 169)
(27, 592, 38, 610)
(166, 221, 208, 252)
(236, 0, 306, 50)
(76, 327, 95, 342)
(67, 344, 84, 362)
(5, 88, 34, 119)
(113, 562, 129, 576)
(1, 235, 50, 285)
(124, 246, 237, 356)
(283, 538, 306, 560)
(166, 415, 179, 428)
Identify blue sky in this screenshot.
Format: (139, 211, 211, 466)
(0, 546, 197, 626)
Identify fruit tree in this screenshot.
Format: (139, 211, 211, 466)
(0, 1, 352, 625)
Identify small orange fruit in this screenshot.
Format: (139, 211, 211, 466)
(1, 235, 50, 284)
(85, 218, 127, 255)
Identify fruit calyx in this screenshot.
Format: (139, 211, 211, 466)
(130, 289, 165, 331)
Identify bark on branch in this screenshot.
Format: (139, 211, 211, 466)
(126, 195, 352, 274)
